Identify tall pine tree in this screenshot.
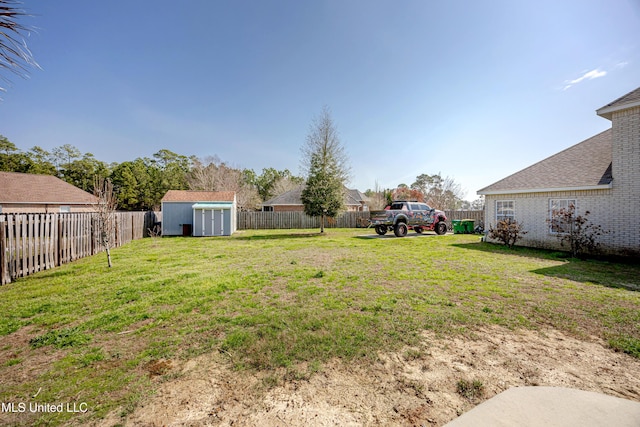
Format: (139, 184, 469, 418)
(300, 107, 350, 232)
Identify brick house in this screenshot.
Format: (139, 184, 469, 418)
(478, 86, 640, 256)
(261, 185, 369, 212)
(0, 171, 99, 214)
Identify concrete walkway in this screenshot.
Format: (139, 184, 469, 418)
(444, 386, 640, 427)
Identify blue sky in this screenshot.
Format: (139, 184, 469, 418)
(1, 0, 639, 200)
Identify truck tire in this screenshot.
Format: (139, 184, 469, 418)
(375, 225, 388, 235)
(394, 222, 408, 237)
(435, 222, 447, 235)
(414, 227, 423, 234)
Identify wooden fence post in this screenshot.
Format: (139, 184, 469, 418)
(44, 214, 52, 270)
(0, 218, 8, 285)
(57, 214, 62, 267)
(6, 215, 14, 280)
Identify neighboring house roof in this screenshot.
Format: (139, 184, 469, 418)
(262, 185, 305, 206)
(262, 185, 368, 207)
(0, 171, 99, 205)
(597, 86, 640, 120)
(478, 129, 613, 195)
(161, 190, 236, 203)
(345, 188, 370, 205)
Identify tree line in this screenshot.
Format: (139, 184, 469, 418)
(0, 135, 303, 211)
(1, 133, 482, 213)
(364, 174, 484, 211)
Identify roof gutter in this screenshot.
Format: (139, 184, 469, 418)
(477, 183, 612, 196)
(0, 201, 98, 205)
(597, 100, 640, 120)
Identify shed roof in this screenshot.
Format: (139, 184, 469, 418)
(161, 190, 235, 203)
(478, 129, 613, 195)
(0, 171, 99, 204)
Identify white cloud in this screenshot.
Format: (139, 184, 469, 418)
(562, 68, 607, 91)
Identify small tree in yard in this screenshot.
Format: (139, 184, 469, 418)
(548, 204, 607, 258)
(94, 177, 117, 267)
(488, 219, 528, 248)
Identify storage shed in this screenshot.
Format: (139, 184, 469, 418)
(161, 191, 236, 237)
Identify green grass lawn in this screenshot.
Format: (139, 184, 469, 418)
(1, 229, 639, 425)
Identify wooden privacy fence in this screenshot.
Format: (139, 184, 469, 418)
(237, 210, 484, 230)
(443, 210, 485, 230)
(0, 211, 159, 285)
(238, 211, 371, 229)
(1, 209, 482, 285)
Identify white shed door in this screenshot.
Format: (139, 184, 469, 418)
(214, 209, 224, 235)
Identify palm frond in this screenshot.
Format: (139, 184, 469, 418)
(0, 0, 39, 92)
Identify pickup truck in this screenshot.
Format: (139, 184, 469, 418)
(369, 201, 448, 237)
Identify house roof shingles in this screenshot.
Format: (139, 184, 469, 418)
(478, 129, 613, 195)
(161, 190, 235, 203)
(261, 185, 305, 206)
(597, 86, 640, 119)
(345, 189, 370, 205)
(0, 171, 99, 204)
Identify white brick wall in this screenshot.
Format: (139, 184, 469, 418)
(609, 106, 640, 255)
(485, 190, 614, 251)
(484, 106, 640, 256)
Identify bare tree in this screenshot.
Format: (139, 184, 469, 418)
(1, 0, 39, 94)
(188, 156, 224, 190)
(188, 156, 260, 211)
(93, 177, 117, 268)
(300, 106, 351, 182)
(411, 173, 465, 210)
(470, 196, 485, 211)
(363, 182, 385, 211)
(271, 175, 302, 198)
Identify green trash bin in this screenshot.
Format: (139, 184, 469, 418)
(452, 220, 464, 234)
(461, 219, 475, 234)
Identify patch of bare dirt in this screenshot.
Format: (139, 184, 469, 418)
(0, 325, 63, 388)
(98, 325, 640, 426)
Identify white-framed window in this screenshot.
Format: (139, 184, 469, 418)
(496, 200, 514, 222)
(60, 205, 71, 213)
(549, 199, 576, 234)
(0, 204, 3, 213)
